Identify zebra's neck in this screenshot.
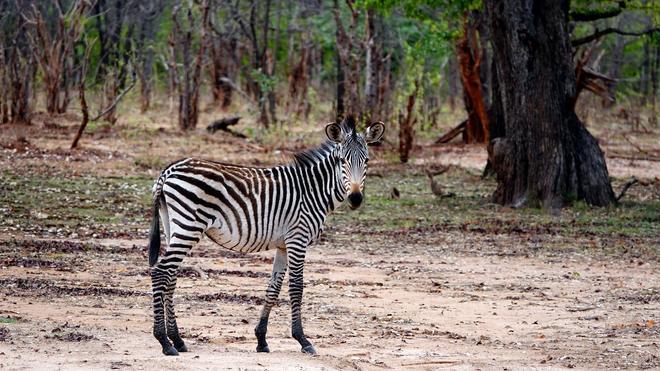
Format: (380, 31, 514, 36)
(287, 143, 345, 216)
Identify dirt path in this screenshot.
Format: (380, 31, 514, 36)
(1, 232, 658, 370)
(1, 112, 658, 370)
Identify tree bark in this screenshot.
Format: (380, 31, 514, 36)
(171, 0, 209, 131)
(399, 81, 419, 163)
(334, 0, 345, 120)
(456, 12, 489, 144)
(486, 0, 615, 208)
(334, 0, 362, 119)
(364, 7, 380, 122)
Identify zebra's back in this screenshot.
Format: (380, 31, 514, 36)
(157, 158, 297, 253)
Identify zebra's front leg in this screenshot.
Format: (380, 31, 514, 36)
(255, 247, 288, 353)
(287, 245, 316, 355)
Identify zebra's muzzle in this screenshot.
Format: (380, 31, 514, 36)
(348, 192, 363, 210)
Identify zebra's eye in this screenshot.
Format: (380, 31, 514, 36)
(364, 158, 369, 164)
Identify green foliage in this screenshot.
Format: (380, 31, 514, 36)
(251, 69, 278, 94)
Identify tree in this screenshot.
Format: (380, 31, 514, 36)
(231, 0, 277, 128)
(486, 0, 616, 209)
(208, 1, 239, 111)
(0, 1, 36, 125)
(91, 0, 138, 123)
(134, 0, 165, 113)
(334, 0, 362, 119)
(24, 1, 89, 115)
(456, 11, 489, 144)
(170, 0, 210, 131)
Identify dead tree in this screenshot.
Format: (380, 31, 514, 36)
(287, 36, 311, 118)
(0, 2, 35, 124)
(1, 42, 35, 125)
(90, 0, 140, 123)
(71, 41, 136, 149)
(23, 1, 89, 115)
(135, 0, 164, 113)
(399, 81, 419, 163)
(207, 1, 239, 111)
(364, 7, 381, 122)
(334, 0, 362, 119)
(231, 0, 277, 128)
(169, 0, 210, 131)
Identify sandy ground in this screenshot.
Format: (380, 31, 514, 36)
(1, 110, 658, 370)
(1, 230, 658, 370)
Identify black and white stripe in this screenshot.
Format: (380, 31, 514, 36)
(148, 117, 385, 356)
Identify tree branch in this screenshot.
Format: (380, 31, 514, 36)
(90, 72, 136, 121)
(572, 27, 659, 47)
(569, 2, 624, 22)
(616, 177, 638, 202)
(218, 77, 256, 104)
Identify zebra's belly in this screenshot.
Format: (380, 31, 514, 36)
(205, 227, 283, 253)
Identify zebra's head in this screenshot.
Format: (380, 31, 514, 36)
(325, 117, 385, 210)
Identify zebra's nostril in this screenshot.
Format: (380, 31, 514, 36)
(348, 192, 363, 209)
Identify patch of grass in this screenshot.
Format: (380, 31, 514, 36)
(0, 317, 17, 324)
(329, 171, 659, 251)
(1, 165, 657, 256)
(0, 170, 153, 237)
(134, 154, 166, 170)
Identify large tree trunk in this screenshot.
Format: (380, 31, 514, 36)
(486, 0, 615, 208)
(457, 12, 489, 144)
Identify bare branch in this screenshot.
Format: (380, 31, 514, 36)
(572, 27, 659, 47)
(570, 2, 624, 22)
(616, 177, 638, 202)
(90, 71, 137, 121)
(219, 77, 256, 104)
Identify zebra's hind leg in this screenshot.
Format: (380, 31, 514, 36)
(151, 266, 179, 356)
(152, 228, 202, 355)
(255, 247, 288, 353)
(165, 274, 187, 352)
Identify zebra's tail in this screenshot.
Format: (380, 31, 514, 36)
(148, 193, 163, 267)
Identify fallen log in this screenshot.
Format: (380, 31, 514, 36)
(207, 116, 241, 133)
(434, 119, 467, 144)
(206, 116, 246, 138)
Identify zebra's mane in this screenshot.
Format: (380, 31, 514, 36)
(290, 140, 337, 168)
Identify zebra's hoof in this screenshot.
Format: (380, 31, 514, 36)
(162, 346, 179, 356)
(256, 345, 270, 353)
(301, 344, 317, 355)
(174, 343, 188, 352)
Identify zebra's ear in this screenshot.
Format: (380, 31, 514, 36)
(365, 122, 385, 144)
(325, 123, 345, 143)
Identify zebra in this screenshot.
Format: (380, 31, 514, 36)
(147, 116, 385, 356)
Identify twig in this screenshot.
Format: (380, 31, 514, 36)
(567, 306, 597, 312)
(218, 77, 256, 105)
(179, 265, 208, 280)
(616, 177, 639, 202)
(402, 360, 460, 366)
(621, 134, 651, 156)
